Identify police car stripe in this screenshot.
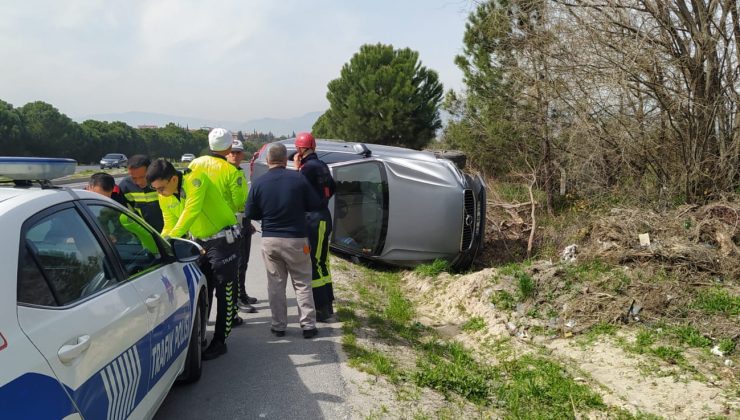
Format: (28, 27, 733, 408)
(100, 346, 141, 420)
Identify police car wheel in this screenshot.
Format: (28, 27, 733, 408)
(177, 295, 204, 383)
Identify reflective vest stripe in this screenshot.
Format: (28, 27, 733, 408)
(124, 191, 159, 203)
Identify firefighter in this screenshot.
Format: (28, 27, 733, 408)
(147, 158, 240, 360)
(293, 132, 336, 322)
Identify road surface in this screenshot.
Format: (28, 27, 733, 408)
(155, 232, 350, 419)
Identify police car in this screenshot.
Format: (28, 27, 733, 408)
(0, 157, 208, 419)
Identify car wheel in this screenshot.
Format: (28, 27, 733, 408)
(100, 165, 105, 169)
(177, 294, 204, 384)
(430, 150, 467, 170)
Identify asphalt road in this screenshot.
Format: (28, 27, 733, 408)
(155, 233, 351, 420)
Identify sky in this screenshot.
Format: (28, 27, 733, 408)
(0, 0, 475, 123)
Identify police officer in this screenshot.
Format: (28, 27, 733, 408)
(227, 140, 259, 311)
(146, 159, 240, 360)
(189, 129, 253, 318)
(293, 132, 336, 322)
(119, 155, 164, 232)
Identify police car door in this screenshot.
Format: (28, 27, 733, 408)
(17, 203, 151, 420)
(86, 202, 196, 398)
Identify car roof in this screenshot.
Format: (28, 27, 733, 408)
(276, 138, 439, 163)
(0, 187, 72, 214)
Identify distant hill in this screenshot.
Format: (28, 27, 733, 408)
(75, 111, 323, 137)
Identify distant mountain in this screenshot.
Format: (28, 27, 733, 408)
(75, 111, 324, 137)
(240, 111, 322, 137)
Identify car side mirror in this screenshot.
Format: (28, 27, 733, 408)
(170, 238, 204, 262)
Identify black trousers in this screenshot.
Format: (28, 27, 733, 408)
(197, 236, 239, 343)
(236, 222, 253, 299)
(306, 209, 334, 311)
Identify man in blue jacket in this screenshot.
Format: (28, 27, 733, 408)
(245, 143, 321, 338)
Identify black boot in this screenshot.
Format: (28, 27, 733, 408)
(239, 294, 257, 305)
(202, 340, 227, 360)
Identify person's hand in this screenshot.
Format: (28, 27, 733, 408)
(293, 150, 301, 169)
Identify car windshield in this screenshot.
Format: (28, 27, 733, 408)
(103, 154, 121, 159)
(332, 161, 388, 255)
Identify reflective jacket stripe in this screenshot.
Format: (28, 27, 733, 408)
(123, 191, 160, 203)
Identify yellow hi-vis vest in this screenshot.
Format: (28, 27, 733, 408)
(158, 170, 237, 240)
(188, 155, 247, 213)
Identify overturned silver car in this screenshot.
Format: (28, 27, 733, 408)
(250, 139, 485, 270)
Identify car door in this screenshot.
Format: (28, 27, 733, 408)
(85, 202, 196, 396)
(16, 203, 151, 420)
(329, 160, 389, 256)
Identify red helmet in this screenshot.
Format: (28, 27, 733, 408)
(295, 132, 316, 149)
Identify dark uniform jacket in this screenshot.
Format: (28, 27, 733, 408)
(118, 176, 165, 232)
(298, 153, 335, 210)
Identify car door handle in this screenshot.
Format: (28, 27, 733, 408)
(145, 294, 161, 310)
(58, 335, 91, 363)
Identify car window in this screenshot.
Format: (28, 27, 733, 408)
(22, 208, 118, 306)
(88, 204, 164, 278)
(332, 161, 388, 255)
(18, 243, 57, 306)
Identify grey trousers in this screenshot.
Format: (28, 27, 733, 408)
(261, 236, 316, 331)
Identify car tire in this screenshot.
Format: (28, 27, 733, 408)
(428, 150, 467, 170)
(177, 294, 204, 384)
(100, 165, 105, 169)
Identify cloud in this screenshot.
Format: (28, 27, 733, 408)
(136, 0, 268, 63)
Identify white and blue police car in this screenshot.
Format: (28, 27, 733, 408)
(0, 157, 208, 419)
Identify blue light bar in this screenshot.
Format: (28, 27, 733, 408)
(0, 157, 77, 180)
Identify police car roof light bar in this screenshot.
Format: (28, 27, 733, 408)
(0, 157, 77, 188)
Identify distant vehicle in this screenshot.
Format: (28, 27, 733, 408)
(250, 139, 486, 270)
(99, 153, 128, 169)
(0, 157, 209, 418)
(181, 153, 196, 163)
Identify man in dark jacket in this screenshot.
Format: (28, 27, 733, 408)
(119, 154, 164, 232)
(293, 132, 336, 322)
(245, 143, 321, 338)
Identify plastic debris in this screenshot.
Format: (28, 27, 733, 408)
(561, 244, 578, 262)
(711, 345, 725, 357)
(639, 233, 651, 247)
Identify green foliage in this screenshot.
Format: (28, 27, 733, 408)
(517, 273, 535, 299)
(665, 325, 712, 348)
(650, 346, 685, 365)
(313, 43, 443, 150)
(635, 329, 656, 348)
(414, 259, 450, 277)
(0, 99, 277, 164)
(718, 338, 736, 355)
(461, 316, 486, 332)
(414, 341, 496, 404)
(343, 332, 399, 381)
(580, 322, 618, 346)
(562, 259, 613, 290)
(497, 355, 605, 418)
(692, 288, 740, 315)
(491, 290, 516, 310)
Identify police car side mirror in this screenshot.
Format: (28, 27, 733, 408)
(170, 238, 204, 262)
